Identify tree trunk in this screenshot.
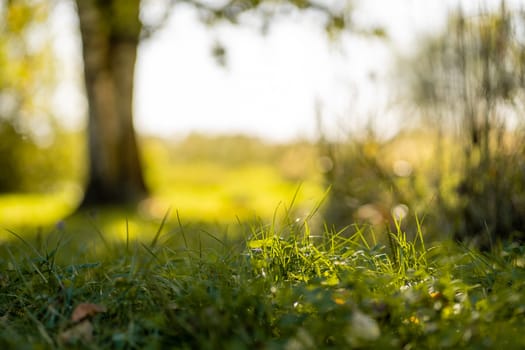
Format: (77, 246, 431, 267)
(75, 0, 148, 207)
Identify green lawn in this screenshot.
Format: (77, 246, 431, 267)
(1, 136, 524, 348)
(0, 136, 324, 231)
(1, 214, 524, 349)
(0, 189, 80, 229)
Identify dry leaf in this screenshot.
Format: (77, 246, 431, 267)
(71, 303, 107, 322)
(59, 303, 107, 345)
(59, 320, 94, 344)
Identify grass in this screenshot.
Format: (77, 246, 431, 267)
(0, 135, 324, 228)
(0, 188, 80, 228)
(1, 210, 524, 349)
(1, 134, 524, 348)
(144, 161, 322, 221)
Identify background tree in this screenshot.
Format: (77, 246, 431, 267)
(0, 0, 79, 193)
(75, 0, 146, 206)
(400, 4, 525, 248)
(0, 0, 50, 193)
(73, 0, 354, 207)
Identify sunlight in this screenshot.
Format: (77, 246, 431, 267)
(0, 190, 80, 230)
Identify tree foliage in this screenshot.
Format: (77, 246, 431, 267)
(0, 0, 54, 134)
(0, 0, 78, 192)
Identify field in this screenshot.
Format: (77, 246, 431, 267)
(1, 134, 524, 349)
(1, 213, 524, 349)
(0, 135, 323, 231)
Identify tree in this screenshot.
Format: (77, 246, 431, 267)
(75, 0, 145, 206)
(400, 4, 525, 248)
(0, 0, 63, 192)
(73, 0, 353, 207)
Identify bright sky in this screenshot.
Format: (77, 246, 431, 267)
(50, 0, 522, 142)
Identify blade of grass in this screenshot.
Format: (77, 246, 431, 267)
(151, 208, 171, 248)
(126, 217, 130, 253)
(285, 184, 302, 217)
(29, 261, 48, 284)
(87, 214, 109, 250)
(24, 307, 54, 346)
(141, 241, 161, 263)
(199, 229, 225, 247)
(4, 228, 43, 259)
(301, 185, 331, 226)
(176, 210, 188, 249)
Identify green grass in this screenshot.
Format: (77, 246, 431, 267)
(145, 161, 323, 222)
(0, 135, 324, 228)
(1, 212, 524, 349)
(0, 188, 81, 229)
(1, 134, 524, 348)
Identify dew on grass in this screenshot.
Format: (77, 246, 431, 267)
(391, 204, 409, 221)
(393, 159, 413, 177)
(356, 204, 384, 225)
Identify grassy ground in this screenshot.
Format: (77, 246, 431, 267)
(0, 135, 323, 229)
(1, 212, 524, 349)
(1, 134, 525, 348)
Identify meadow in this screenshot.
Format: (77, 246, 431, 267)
(1, 134, 524, 349)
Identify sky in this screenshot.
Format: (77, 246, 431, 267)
(50, 0, 522, 142)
